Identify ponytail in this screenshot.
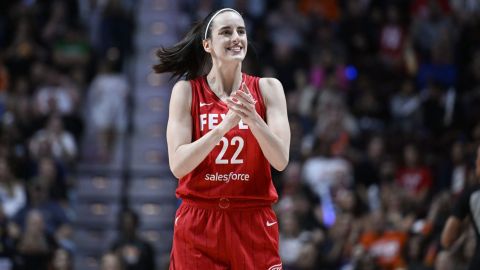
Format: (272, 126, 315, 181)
(153, 8, 242, 81)
(153, 21, 208, 80)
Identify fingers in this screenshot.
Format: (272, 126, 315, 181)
(241, 82, 251, 95)
(226, 98, 249, 118)
(235, 90, 256, 105)
(226, 99, 247, 118)
(239, 82, 257, 103)
(225, 82, 256, 120)
(227, 96, 254, 114)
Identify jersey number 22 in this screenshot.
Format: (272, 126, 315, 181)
(216, 136, 244, 164)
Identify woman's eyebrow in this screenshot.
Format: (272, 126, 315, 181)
(218, 25, 245, 31)
(218, 26, 232, 31)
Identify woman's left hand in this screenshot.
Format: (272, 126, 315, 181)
(226, 82, 258, 126)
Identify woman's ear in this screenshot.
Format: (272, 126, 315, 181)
(202, 39, 211, 53)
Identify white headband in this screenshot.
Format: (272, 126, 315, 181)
(204, 8, 241, 40)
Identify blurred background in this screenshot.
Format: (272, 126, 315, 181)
(0, 0, 479, 269)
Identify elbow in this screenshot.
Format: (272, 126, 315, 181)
(170, 166, 186, 179)
(273, 155, 289, 171)
(441, 238, 451, 249)
(440, 232, 452, 249)
(171, 170, 183, 179)
(169, 162, 185, 179)
(441, 217, 460, 249)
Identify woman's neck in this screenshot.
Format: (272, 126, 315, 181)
(207, 63, 243, 98)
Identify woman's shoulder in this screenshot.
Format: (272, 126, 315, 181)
(257, 77, 285, 105)
(173, 79, 191, 87)
(172, 79, 193, 93)
(258, 77, 282, 89)
(170, 80, 193, 109)
(258, 77, 284, 97)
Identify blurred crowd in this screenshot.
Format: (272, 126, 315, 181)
(0, 0, 137, 269)
(2, 0, 480, 270)
(181, 0, 480, 269)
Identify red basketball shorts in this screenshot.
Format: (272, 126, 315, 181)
(169, 198, 283, 270)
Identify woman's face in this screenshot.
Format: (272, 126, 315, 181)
(205, 11, 247, 62)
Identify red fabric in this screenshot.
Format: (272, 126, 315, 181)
(360, 231, 407, 269)
(298, 0, 341, 22)
(395, 167, 432, 194)
(176, 74, 278, 203)
(410, 0, 452, 17)
(170, 201, 282, 270)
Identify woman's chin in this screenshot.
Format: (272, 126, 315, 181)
(226, 54, 245, 62)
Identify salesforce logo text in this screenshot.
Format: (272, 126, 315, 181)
(204, 172, 250, 183)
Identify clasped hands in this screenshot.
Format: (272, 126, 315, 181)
(225, 82, 258, 127)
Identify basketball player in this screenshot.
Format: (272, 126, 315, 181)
(153, 8, 290, 270)
(441, 145, 480, 270)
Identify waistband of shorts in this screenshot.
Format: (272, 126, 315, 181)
(181, 197, 272, 210)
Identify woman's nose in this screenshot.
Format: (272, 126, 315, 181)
(232, 31, 240, 42)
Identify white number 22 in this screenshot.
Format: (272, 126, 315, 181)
(215, 136, 244, 164)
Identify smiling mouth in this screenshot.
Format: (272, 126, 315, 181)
(227, 46, 243, 52)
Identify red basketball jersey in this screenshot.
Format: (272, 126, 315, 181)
(175, 73, 278, 203)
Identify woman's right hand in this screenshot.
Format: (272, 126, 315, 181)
(220, 108, 241, 132)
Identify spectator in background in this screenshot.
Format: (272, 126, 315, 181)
(278, 212, 317, 269)
(13, 181, 71, 236)
(9, 77, 37, 140)
(317, 212, 356, 269)
(356, 210, 408, 270)
(88, 59, 128, 162)
(420, 80, 462, 144)
(0, 158, 26, 219)
(314, 73, 358, 137)
(411, 0, 454, 62)
(378, 4, 408, 73)
(395, 144, 433, 206)
(31, 157, 68, 202)
(309, 49, 349, 93)
(51, 248, 73, 270)
(390, 78, 422, 133)
(351, 75, 387, 133)
(29, 115, 77, 163)
(0, 207, 16, 270)
(354, 135, 385, 190)
(52, 25, 91, 69)
(54, 223, 74, 257)
(266, 0, 308, 50)
(33, 68, 79, 118)
(16, 210, 57, 270)
(460, 50, 480, 129)
(98, 0, 134, 64)
(437, 141, 470, 194)
(41, 1, 70, 44)
(4, 18, 45, 78)
(302, 139, 352, 228)
(265, 0, 309, 92)
(110, 209, 155, 270)
(338, 0, 375, 69)
(101, 252, 124, 270)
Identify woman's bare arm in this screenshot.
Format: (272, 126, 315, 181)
(227, 78, 290, 171)
(167, 80, 240, 178)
